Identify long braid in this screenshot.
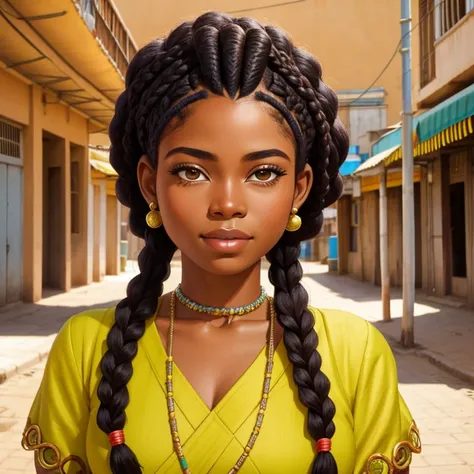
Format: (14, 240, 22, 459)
(267, 241, 337, 474)
(101, 11, 348, 474)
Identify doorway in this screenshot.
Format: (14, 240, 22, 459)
(0, 119, 23, 306)
(446, 151, 468, 299)
(0, 162, 23, 306)
(42, 132, 66, 293)
(449, 181, 467, 297)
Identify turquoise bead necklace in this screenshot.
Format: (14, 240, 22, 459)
(175, 284, 267, 323)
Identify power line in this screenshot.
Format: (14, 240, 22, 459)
(348, 0, 444, 105)
(227, 0, 306, 15)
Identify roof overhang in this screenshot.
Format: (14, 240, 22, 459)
(0, 0, 135, 132)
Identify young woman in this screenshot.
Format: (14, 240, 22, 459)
(22, 11, 421, 474)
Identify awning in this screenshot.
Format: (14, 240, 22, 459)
(353, 145, 400, 175)
(369, 84, 474, 167)
(415, 83, 474, 142)
(89, 148, 117, 177)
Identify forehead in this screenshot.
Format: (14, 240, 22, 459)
(159, 94, 295, 153)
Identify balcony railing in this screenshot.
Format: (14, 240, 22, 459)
(435, 0, 469, 38)
(76, 0, 137, 79)
(420, 0, 436, 87)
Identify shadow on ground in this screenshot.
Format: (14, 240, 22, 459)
(0, 299, 123, 336)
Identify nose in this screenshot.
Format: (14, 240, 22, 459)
(208, 178, 247, 220)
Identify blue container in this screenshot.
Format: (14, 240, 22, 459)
(300, 241, 312, 259)
(328, 236, 338, 260)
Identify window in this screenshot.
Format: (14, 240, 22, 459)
(71, 162, 80, 234)
(0, 119, 21, 158)
(350, 200, 359, 252)
(435, 0, 468, 39)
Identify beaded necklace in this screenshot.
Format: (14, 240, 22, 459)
(175, 284, 267, 323)
(166, 291, 276, 474)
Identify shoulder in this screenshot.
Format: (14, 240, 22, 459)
(307, 307, 396, 399)
(50, 307, 116, 376)
(55, 307, 116, 349)
(309, 307, 370, 335)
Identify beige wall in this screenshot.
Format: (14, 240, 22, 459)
(115, 0, 403, 126)
(0, 77, 91, 302)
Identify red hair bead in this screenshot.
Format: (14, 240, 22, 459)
(108, 430, 125, 447)
(316, 438, 332, 453)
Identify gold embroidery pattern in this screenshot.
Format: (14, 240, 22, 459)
(22, 420, 88, 474)
(364, 421, 422, 474)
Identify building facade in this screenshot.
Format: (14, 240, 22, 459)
(0, 0, 135, 306)
(337, 0, 474, 308)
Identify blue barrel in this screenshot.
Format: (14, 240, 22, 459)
(300, 241, 311, 259)
(328, 236, 338, 259)
(328, 236, 338, 272)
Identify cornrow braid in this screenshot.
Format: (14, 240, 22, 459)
(101, 11, 348, 474)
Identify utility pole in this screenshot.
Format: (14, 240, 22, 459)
(400, 0, 415, 348)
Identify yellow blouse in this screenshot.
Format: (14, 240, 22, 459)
(22, 306, 421, 474)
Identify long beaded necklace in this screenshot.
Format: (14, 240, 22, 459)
(166, 290, 276, 474)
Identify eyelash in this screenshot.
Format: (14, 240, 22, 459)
(168, 163, 287, 186)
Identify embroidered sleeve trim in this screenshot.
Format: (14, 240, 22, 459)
(364, 421, 422, 474)
(21, 419, 88, 474)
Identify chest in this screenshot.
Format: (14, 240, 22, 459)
(85, 351, 356, 474)
(85, 322, 356, 474)
(155, 318, 283, 410)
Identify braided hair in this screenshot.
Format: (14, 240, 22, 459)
(100, 11, 349, 474)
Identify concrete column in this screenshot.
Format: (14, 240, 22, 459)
(431, 156, 450, 296)
(99, 181, 107, 279)
(379, 167, 391, 320)
(466, 150, 474, 308)
(63, 140, 71, 292)
(88, 181, 94, 284)
(106, 193, 120, 275)
(23, 85, 43, 303)
(70, 143, 91, 287)
(92, 179, 107, 282)
(337, 196, 351, 274)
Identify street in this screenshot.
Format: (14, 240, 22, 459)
(1, 261, 474, 473)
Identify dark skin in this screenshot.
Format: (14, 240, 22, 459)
(138, 91, 409, 474)
(138, 91, 312, 410)
(35, 91, 409, 473)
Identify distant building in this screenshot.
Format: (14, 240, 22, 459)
(337, 0, 474, 308)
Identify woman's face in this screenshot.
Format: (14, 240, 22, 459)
(138, 93, 312, 275)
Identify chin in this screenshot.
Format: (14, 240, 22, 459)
(203, 255, 261, 276)
(183, 250, 262, 276)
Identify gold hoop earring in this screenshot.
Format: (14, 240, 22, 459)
(285, 207, 302, 232)
(146, 202, 162, 229)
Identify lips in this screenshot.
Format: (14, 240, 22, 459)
(201, 229, 252, 240)
(200, 228, 252, 252)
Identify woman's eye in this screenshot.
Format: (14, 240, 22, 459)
(248, 169, 279, 182)
(177, 167, 207, 181)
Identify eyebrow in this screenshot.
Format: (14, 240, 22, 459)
(165, 147, 290, 162)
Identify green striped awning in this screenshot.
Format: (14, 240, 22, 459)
(416, 83, 474, 143)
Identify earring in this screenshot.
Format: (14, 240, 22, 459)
(146, 202, 162, 229)
(285, 207, 302, 232)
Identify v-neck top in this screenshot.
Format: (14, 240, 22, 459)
(22, 306, 421, 474)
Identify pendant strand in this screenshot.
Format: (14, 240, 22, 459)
(166, 290, 275, 474)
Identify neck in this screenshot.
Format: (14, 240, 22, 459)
(180, 254, 262, 308)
